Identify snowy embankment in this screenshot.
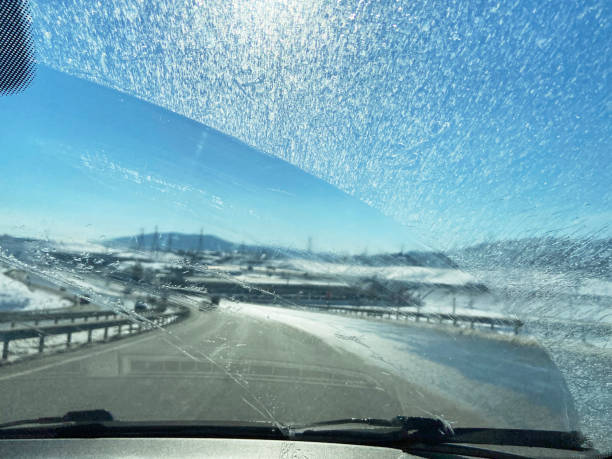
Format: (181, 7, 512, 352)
(282, 258, 517, 330)
(450, 267, 612, 450)
(286, 258, 476, 285)
(469, 269, 611, 321)
(223, 301, 574, 431)
(0, 270, 71, 311)
(224, 301, 610, 451)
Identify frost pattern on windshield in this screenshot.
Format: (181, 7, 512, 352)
(28, 0, 610, 245)
(2, 0, 610, 452)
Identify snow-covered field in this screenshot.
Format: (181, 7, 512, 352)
(286, 258, 476, 285)
(190, 273, 349, 287)
(0, 271, 71, 311)
(469, 268, 612, 322)
(578, 278, 612, 297)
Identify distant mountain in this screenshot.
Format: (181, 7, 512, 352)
(103, 232, 461, 268)
(453, 237, 612, 278)
(105, 232, 238, 253)
(9, 233, 609, 276)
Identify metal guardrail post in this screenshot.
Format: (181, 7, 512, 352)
(38, 335, 45, 353)
(2, 340, 9, 360)
(87, 329, 93, 344)
(66, 331, 72, 348)
(103, 326, 109, 341)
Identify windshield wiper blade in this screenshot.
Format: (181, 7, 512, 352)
(0, 410, 113, 429)
(0, 412, 596, 456)
(289, 416, 592, 453)
(291, 416, 447, 430)
(0, 410, 285, 440)
(289, 416, 455, 449)
(290, 416, 453, 440)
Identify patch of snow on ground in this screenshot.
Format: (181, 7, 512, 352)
(579, 278, 612, 297)
(418, 302, 509, 319)
(49, 240, 111, 255)
(234, 274, 348, 286)
(287, 259, 475, 285)
(0, 271, 71, 311)
(223, 301, 575, 430)
(224, 300, 610, 450)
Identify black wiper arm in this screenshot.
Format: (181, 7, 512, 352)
(0, 411, 284, 440)
(289, 416, 592, 453)
(0, 410, 113, 429)
(291, 416, 452, 431)
(289, 416, 454, 446)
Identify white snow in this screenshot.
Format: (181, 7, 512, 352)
(221, 301, 565, 430)
(0, 271, 71, 311)
(579, 278, 612, 297)
(232, 274, 348, 287)
(48, 240, 110, 255)
(417, 302, 509, 320)
(286, 259, 476, 286)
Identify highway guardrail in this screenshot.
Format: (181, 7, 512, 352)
(0, 310, 123, 328)
(0, 308, 189, 361)
(289, 304, 523, 334)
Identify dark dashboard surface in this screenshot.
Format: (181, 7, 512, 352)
(0, 438, 412, 458)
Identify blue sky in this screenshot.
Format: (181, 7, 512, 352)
(0, 66, 420, 253)
(0, 60, 610, 253)
(2, 0, 611, 252)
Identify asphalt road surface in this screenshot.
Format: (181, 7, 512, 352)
(0, 307, 576, 431)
